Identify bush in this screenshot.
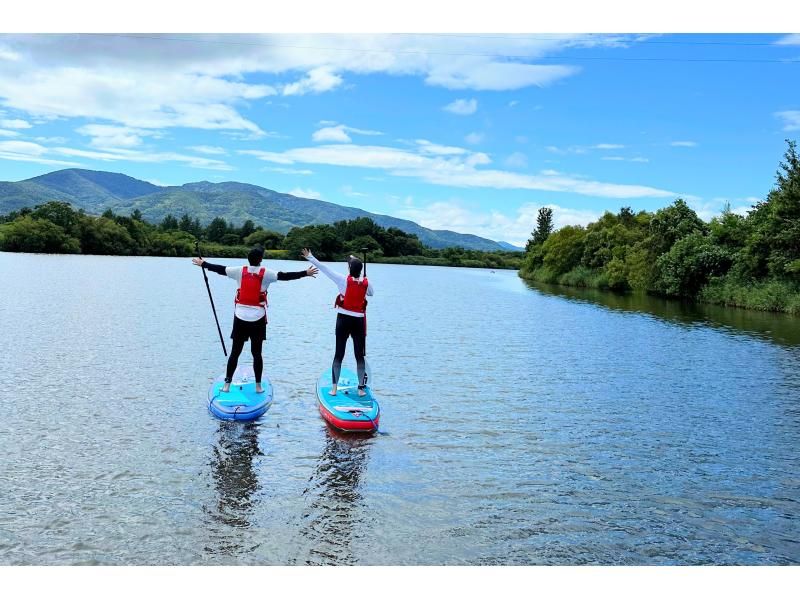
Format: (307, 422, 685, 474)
(0, 217, 81, 253)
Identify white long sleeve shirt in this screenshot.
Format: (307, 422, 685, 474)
(304, 253, 374, 317)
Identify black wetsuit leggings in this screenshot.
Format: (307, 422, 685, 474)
(226, 337, 263, 383)
(332, 313, 366, 387)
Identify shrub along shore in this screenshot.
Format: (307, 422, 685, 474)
(519, 140, 800, 315)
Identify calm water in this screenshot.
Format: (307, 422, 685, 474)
(1, 252, 799, 565)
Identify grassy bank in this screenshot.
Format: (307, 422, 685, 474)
(520, 266, 800, 315)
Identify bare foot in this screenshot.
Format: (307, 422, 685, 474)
(328, 384, 338, 396)
(358, 388, 367, 397)
(221, 383, 231, 393)
(255, 383, 265, 393)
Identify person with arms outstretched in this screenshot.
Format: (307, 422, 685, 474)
(193, 245, 318, 393)
(301, 248, 374, 397)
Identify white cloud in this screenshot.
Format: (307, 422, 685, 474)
(0, 118, 31, 129)
(0, 138, 233, 170)
(775, 110, 800, 131)
(464, 132, 484, 145)
(775, 34, 800, 45)
(508, 100, 519, 108)
(241, 141, 677, 199)
(77, 124, 157, 148)
(601, 155, 649, 163)
(549, 143, 624, 154)
(416, 139, 469, 155)
(505, 152, 528, 168)
(0, 128, 20, 137)
(188, 145, 227, 155)
(394, 199, 603, 246)
(33, 136, 67, 144)
(262, 166, 313, 175)
(444, 98, 478, 115)
(0, 139, 82, 166)
(688, 197, 759, 222)
(341, 185, 367, 197)
(282, 66, 343, 96)
(670, 141, 697, 147)
(312, 123, 383, 143)
(288, 187, 321, 199)
(0, 33, 635, 150)
(313, 126, 352, 143)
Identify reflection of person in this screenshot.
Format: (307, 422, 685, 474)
(299, 430, 372, 564)
(192, 246, 318, 393)
(209, 422, 261, 532)
(301, 248, 374, 397)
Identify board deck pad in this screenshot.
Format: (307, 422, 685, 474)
(316, 367, 380, 433)
(208, 363, 273, 421)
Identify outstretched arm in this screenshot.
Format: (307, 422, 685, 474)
(277, 266, 318, 281)
(301, 248, 346, 293)
(192, 257, 227, 276)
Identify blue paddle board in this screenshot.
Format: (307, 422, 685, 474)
(316, 367, 380, 433)
(208, 363, 273, 421)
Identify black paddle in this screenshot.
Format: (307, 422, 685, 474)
(196, 241, 228, 356)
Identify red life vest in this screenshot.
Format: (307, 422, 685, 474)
(235, 266, 268, 308)
(335, 276, 368, 313)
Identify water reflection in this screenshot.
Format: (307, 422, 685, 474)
(295, 429, 373, 565)
(525, 280, 800, 347)
(205, 421, 263, 557)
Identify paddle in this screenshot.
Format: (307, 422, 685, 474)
(196, 241, 228, 357)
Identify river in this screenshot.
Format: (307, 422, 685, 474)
(0, 252, 798, 564)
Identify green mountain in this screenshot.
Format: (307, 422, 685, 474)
(0, 168, 508, 250)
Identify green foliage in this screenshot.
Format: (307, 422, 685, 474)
(79, 216, 137, 255)
(525, 206, 554, 251)
(519, 140, 800, 313)
(542, 225, 586, 276)
(0, 216, 81, 253)
(653, 232, 732, 297)
(244, 229, 285, 249)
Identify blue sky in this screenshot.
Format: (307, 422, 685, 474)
(0, 33, 799, 245)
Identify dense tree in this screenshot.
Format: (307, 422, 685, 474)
(526, 206, 554, 252)
(244, 229, 285, 249)
(160, 214, 179, 231)
(519, 140, 800, 313)
(205, 217, 228, 243)
(0, 216, 80, 253)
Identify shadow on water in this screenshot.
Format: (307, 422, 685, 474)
(524, 279, 800, 347)
(204, 420, 263, 557)
(292, 428, 373, 565)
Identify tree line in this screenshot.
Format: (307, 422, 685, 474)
(0, 204, 522, 269)
(520, 140, 800, 314)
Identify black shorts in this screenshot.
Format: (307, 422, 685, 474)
(230, 315, 266, 343)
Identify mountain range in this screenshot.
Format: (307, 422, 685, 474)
(0, 168, 521, 251)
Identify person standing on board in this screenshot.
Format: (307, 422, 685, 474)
(192, 246, 318, 393)
(301, 248, 373, 397)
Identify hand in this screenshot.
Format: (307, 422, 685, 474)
(301, 248, 312, 259)
(306, 265, 319, 278)
(192, 257, 205, 267)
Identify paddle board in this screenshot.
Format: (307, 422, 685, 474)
(316, 367, 379, 433)
(208, 363, 273, 421)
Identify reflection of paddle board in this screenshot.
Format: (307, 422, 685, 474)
(208, 363, 273, 421)
(316, 367, 379, 433)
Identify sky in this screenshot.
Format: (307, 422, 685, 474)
(0, 33, 799, 246)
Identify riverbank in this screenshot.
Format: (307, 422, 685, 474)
(519, 266, 800, 315)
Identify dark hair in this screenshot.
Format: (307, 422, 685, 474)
(247, 245, 264, 266)
(348, 257, 363, 278)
